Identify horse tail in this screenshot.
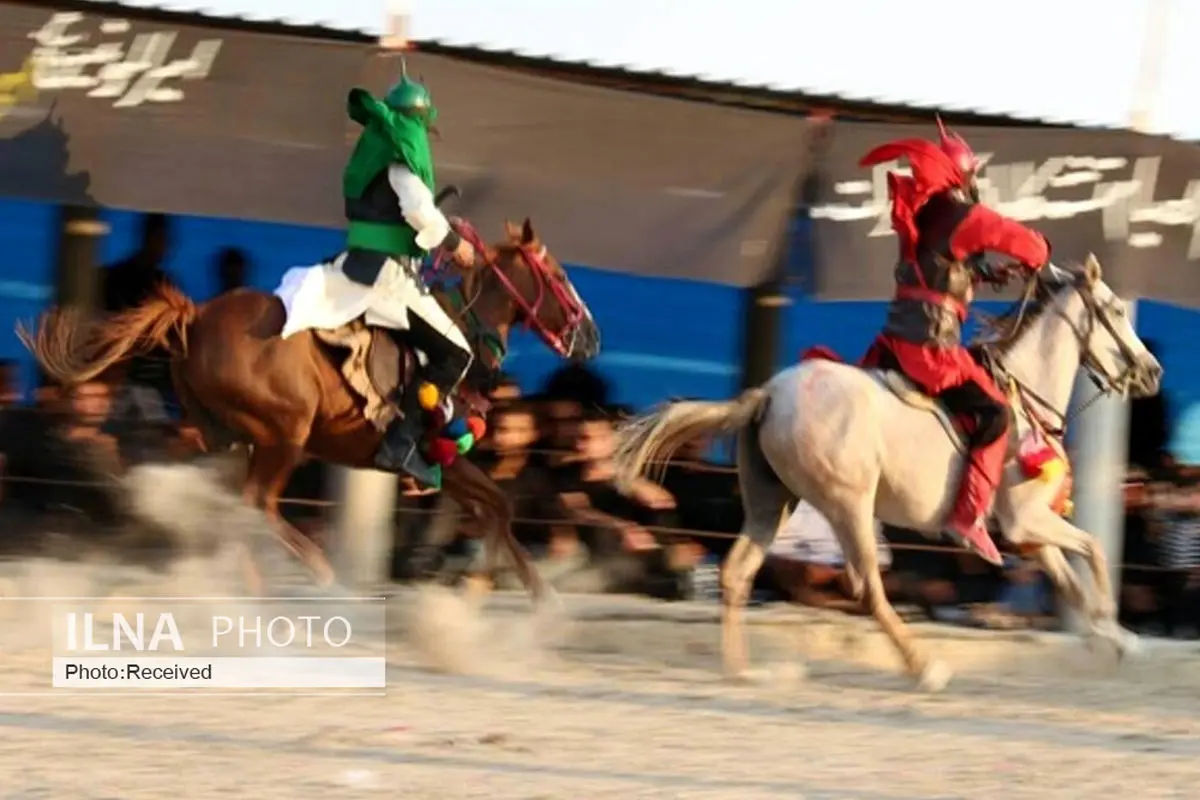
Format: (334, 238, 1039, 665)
(17, 283, 198, 387)
(612, 387, 771, 490)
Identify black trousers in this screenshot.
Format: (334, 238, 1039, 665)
(402, 310, 472, 392)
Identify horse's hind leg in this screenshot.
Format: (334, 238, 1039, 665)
(722, 427, 794, 679)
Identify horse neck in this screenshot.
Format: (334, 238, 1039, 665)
(1002, 288, 1085, 420)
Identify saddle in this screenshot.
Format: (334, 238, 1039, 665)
(874, 370, 970, 450)
(314, 319, 408, 430)
(802, 344, 976, 450)
(314, 318, 491, 433)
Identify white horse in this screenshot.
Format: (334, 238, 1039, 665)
(613, 256, 1162, 691)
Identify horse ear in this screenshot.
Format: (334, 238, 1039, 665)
(1084, 252, 1103, 284)
(521, 217, 536, 245)
(503, 219, 521, 241)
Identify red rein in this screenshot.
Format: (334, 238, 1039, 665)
(431, 220, 584, 356)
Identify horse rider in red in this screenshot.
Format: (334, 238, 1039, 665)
(860, 117, 1051, 567)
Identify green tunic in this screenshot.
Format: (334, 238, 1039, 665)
(342, 88, 436, 259)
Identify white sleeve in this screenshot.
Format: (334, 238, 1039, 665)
(387, 164, 453, 251)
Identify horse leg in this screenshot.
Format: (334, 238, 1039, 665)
(832, 496, 948, 691)
(722, 428, 793, 679)
(247, 443, 335, 587)
(238, 453, 267, 595)
(443, 457, 551, 609)
(1031, 544, 1094, 620)
(1007, 506, 1136, 655)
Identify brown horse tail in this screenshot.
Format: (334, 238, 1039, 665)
(16, 283, 198, 387)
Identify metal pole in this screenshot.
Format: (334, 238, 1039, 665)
(54, 205, 106, 311)
(1128, 0, 1172, 133)
(1061, 0, 1171, 630)
(739, 113, 833, 389)
(326, 0, 412, 590)
(328, 466, 400, 589)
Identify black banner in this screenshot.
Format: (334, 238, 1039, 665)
(369, 50, 813, 287)
(809, 121, 1200, 304)
(0, 3, 364, 226)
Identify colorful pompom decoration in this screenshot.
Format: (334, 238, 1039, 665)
(466, 416, 487, 440)
(455, 432, 475, 454)
(444, 416, 469, 439)
(416, 382, 440, 411)
(426, 438, 458, 466)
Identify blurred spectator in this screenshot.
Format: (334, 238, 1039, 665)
(0, 382, 121, 523)
(1146, 470, 1200, 637)
(661, 432, 742, 560)
(766, 500, 890, 611)
(993, 554, 1054, 628)
(472, 373, 522, 460)
(554, 409, 689, 594)
(101, 212, 174, 314)
(215, 247, 249, 294)
(485, 402, 570, 559)
(534, 395, 585, 473)
(100, 212, 178, 429)
(1120, 469, 1161, 630)
(1128, 339, 1170, 471)
(0, 359, 18, 407)
(542, 363, 609, 411)
(490, 373, 521, 404)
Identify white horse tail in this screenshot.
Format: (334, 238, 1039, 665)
(612, 387, 770, 490)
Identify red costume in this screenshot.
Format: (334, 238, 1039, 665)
(861, 118, 1050, 566)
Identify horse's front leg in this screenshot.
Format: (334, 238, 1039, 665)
(1000, 499, 1138, 657)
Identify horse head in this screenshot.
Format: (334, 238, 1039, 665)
(1039, 254, 1162, 399)
(453, 217, 601, 361)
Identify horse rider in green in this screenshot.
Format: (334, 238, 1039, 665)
(340, 68, 478, 488)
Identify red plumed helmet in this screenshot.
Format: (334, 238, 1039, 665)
(935, 114, 979, 176)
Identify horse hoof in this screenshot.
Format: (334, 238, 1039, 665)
(917, 659, 953, 693)
(723, 666, 752, 684)
(1117, 630, 1144, 661)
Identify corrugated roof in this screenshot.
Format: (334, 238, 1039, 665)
(45, 0, 1181, 138)
(74, 0, 377, 34)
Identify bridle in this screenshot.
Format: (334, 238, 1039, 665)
(431, 220, 586, 357)
(982, 267, 1143, 436)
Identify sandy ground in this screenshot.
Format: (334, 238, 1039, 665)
(0, 551, 1198, 800)
(0, 464, 1193, 799)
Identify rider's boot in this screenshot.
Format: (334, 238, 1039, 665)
(943, 437, 1006, 566)
(404, 311, 474, 411)
(376, 390, 441, 488)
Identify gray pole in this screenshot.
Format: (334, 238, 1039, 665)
(328, 467, 399, 590)
(1063, 299, 1137, 629)
(323, 4, 411, 592)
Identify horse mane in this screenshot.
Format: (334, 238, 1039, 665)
(972, 267, 1076, 356)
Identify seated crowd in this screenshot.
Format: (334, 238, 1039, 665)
(0, 356, 1197, 636)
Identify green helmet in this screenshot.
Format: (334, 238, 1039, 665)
(384, 75, 438, 127)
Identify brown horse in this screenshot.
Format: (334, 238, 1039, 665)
(21, 218, 600, 600)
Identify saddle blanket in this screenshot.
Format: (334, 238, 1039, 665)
(275, 254, 425, 340)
